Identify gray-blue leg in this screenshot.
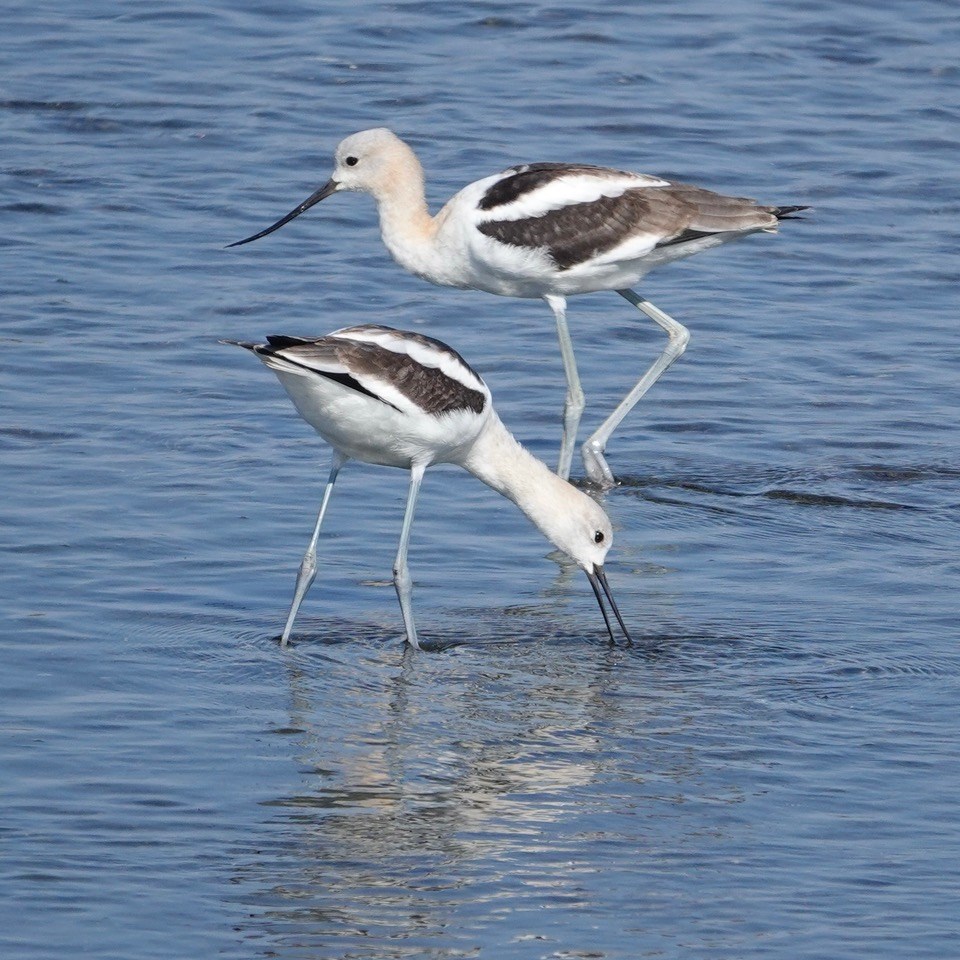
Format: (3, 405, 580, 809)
(394, 462, 426, 649)
(544, 293, 585, 481)
(582, 289, 690, 486)
(280, 453, 345, 647)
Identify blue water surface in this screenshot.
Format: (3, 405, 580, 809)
(2, 1, 958, 958)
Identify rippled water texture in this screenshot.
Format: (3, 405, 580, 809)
(2, 1, 958, 958)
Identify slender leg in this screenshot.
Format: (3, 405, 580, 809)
(394, 462, 426, 650)
(544, 293, 585, 481)
(582, 289, 691, 486)
(280, 453, 345, 646)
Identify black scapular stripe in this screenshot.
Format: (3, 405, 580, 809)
(477, 162, 621, 212)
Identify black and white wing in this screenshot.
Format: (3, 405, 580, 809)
(468, 161, 801, 270)
(226, 325, 489, 417)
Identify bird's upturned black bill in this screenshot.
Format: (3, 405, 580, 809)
(586, 565, 632, 644)
(227, 178, 339, 248)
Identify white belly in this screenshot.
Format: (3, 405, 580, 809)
(275, 369, 488, 469)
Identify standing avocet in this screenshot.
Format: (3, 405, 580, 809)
(230, 128, 806, 485)
(224, 324, 631, 649)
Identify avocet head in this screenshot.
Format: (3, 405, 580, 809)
(228, 128, 416, 248)
(329, 128, 417, 195)
(535, 488, 632, 644)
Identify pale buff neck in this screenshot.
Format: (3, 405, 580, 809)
(374, 156, 432, 235)
(367, 151, 450, 283)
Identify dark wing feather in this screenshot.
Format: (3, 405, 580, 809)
(478, 162, 631, 212)
(330, 339, 486, 416)
(479, 178, 801, 269)
(250, 338, 401, 410)
(247, 333, 486, 416)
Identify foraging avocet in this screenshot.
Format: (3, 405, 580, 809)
(224, 324, 631, 649)
(230, 128, 806, 484)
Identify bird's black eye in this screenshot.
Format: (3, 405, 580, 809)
(345, 156, 359, 166)
(594, 531, 605, 544)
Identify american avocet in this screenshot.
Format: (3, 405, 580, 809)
(224, 323, 631, 649)
(230, 128, 807, 485)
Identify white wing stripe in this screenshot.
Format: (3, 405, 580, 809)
(478, 173, 669, 223)
(332, 326, 486, 395)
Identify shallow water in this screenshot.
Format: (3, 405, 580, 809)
(2, 1, 959, 958)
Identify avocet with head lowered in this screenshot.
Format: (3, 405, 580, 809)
(224, 324, 631, 649)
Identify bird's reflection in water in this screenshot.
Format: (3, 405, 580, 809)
(228, 608, 739, 957)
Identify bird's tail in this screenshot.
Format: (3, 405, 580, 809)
(219, 338, 259, 352)
(774, 205, 810, 220)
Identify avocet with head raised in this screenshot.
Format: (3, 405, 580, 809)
(224, 323, 631, 649)
(230, 128, 806, 485)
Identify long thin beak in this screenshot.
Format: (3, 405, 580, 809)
(586, 565, 633, 643)
(227, 178, 339, 248)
